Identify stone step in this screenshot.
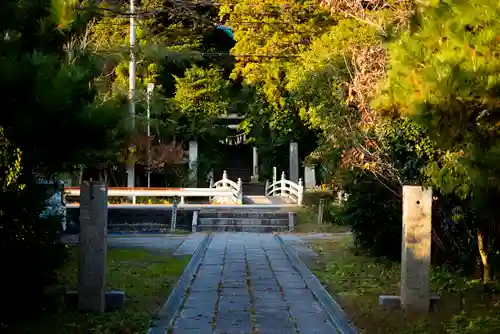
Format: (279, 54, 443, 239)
(221, 168, 252, 182)
(199, 206, 296, 214)
(198, 218, 289, 226)
(199, 211, 290, 219)
(243, 196, 295, 205)
(197, 225, 288, 233)
(242, 183, 266, 196)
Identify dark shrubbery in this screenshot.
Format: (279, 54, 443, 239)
(338, 171, 480, 272)
(340, 173, 403, 260)
(0, 180, 68, 324)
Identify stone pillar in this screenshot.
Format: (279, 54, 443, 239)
(401, 186, 432, 312)
(192, 211, 199, 233)
(188, 141, 198, 186)
(289, 142, 299, 183)
(251, 146, 259, 182)
(78, 181, 107, 312)
(288, 212, 296, 232)
(126, 163, 134, 188)
(304, 166, 316, 189)
(379, 186, 436, 312)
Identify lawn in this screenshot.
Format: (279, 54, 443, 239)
(294, 206, 350, 234)
(7, 246, 191, 334)
(310, 236, 500, 334)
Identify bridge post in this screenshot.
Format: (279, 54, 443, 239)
(237, 178, 243, 204)
(222, 170, 228, 188)
(297, 178, 304, 205)
(280, 172, 286, 197)
(265, 180, 270, 197)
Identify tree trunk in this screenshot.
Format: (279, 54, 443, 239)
(478, 227, 493, 283)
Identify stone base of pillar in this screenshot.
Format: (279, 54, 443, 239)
(66, 290, 125, 312)
(250, 175, 259, 182)
(379, 295, 440, 312)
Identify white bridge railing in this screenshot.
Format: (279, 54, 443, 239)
(265, 169, 304, 205)
(64, 186, 235, 205)
(210, 170, 243, 204)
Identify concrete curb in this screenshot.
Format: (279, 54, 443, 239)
(148, 233, 213, 334)
(275, 234, 357, 334)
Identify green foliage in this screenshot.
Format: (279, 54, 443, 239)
(218, 0, 331, 159)
(333, 114, 438, 259)
(9, 247, 191, 333)
(375, 0, 500, 278)
(173, 65, 231, 117)
(171, 65, 233, 141)
(445, 313, 500, 334)
(376, 0, 500, 197)
(313, 237, 500, 333)
(285, 19, 383, 183)
(221, 0, 332, 98)
(0, 0, 127, 323)
(341, 173, 403, 259)
(0, 129, 69, 323)
(1, 52, 126, 174)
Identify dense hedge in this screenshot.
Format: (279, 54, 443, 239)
(338, 173, 479, 272)
(0, 181, 68, 323)
(340, 174, 403, 260)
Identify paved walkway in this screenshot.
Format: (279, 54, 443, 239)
(61, 233, 208, 256)
(173, 233, 337, 334)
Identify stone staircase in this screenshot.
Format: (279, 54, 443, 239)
(241, 182, 295, 205)
(242, 182, 265, 195)
(196, 207, 292, 232)
(243, 196, 295, 205)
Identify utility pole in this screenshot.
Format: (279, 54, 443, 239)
(127, 0, 136, 190)
(146, 83, 155, 188)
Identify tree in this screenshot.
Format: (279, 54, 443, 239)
(0, 0, 127, 322)
(218, 0, 332, 153)
(375, 0, 500, 282)
(171, 65, 232, 139)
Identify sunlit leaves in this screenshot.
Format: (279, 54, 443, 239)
(52, 0, 80, 29)
(376, 0, 500, 211)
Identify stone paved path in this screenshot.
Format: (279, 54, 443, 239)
(174, 233, 208, 256)
(173, 232, 338, 334)
(61, 233, 206, 255)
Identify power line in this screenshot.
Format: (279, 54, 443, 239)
(201, 52, 300, 58)
(75, 1, 323, 18)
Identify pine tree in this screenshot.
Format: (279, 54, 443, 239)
(375, 0, 500, 282)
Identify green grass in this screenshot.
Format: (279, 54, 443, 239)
(294, 206, 350, 234)
(310, 236, 500, 334)
(293, 222, 350, 234)
(8, 247, 191, 334)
